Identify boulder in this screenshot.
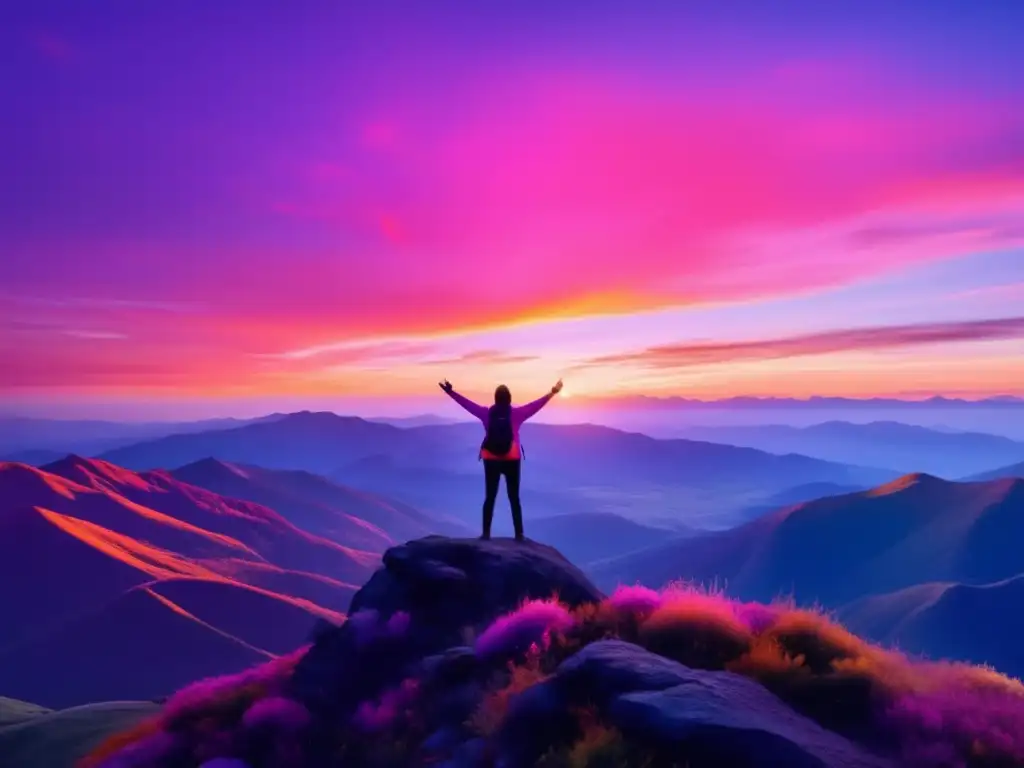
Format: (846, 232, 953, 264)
(501, 640, 894, 768)
(349, 536, 603, 641)
(288, 537, 602, 722)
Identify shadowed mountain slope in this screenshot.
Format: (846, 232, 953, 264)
(590, 474, 1024, 608)
(0, 458, 391, 705)
(965, 460, 1024, 482)
(525, 512, 686, 564)
(0, 700, 159, 768)
(840, 574, 1024, 678)
(0, 585, 273, 708)
(170, 457, 467, 545)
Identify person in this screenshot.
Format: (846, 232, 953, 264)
(439, 378, 563, 541)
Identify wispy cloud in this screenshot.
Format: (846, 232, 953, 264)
(266, 338, 440, 364)
(2, 319, 127, 340)
(582, 317, 1024, 370)
(5, 295, 200, 313)
(62, 329, 128, 340)
(424, 349, 538, 366)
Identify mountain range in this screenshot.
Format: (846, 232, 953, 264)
(5, 408, 1024, 713)
(92, 411, 897, 528)
(591, 472, 1024, 672)
(0, 454, 693, 706)
(0, 414, 284, 458)
(592, 473, 1024, 604)
(601, 394, 1024, 409)
(678, 420, 1024, 477)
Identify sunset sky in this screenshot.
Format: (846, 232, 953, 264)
(3, 0, 1023, 419)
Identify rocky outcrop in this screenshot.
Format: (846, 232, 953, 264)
(288, 536, 603, 717)
(81, 535, 1024, 768)
(348, 536, 603, 631)
(498, 640, 893, 767)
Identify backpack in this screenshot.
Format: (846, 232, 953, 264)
(481, 404, 514, 456)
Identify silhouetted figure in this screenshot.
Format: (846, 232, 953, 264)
(440, 378, 563, 540)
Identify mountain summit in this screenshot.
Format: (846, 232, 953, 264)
(78, 536, 1024, 768)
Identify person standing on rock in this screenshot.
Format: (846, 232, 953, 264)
(439, 378, 563, 541)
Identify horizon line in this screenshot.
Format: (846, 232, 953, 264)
(3, 392, 1024, 425)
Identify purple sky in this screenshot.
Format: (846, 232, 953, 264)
(3, 0, 1023, 419)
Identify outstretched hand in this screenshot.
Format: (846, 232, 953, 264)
(551, 378, 564, 395)
(439, 379, 453, 393)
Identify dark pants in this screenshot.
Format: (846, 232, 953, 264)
(482, 459, 523, 539)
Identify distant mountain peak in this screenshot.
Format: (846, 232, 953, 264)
(281, 410, 352, 423)
(867, 472, 946, 497)
(175, 456, 251, 479)
(41, 453, 151, 490)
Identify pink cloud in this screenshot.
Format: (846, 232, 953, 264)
(583, 316, 1024, 370)
(256, 65, 1024, 337)
(6, 53, 1023, 397)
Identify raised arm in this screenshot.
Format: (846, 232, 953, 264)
(439, 380, 489, 422)
(512, 379, 563, 424)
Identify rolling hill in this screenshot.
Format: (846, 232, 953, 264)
(840, 574, 1024, 678)
(679, 420, 1024, 477)
(964, 460, 1024, 482)
(0, 699, 159, 768)
(590, 473, 1024, 608)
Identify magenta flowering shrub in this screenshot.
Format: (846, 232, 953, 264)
(94, 731, 181, 768)
(885, 685, 1024, 765)
(350, 678, 420, 733)
(163, 645, 309, 725)
(474, 598, 575, 659)
(605, 584, 662, 616)
(385, 610, 411, 636)
(241, 696, 310, 732)
(346, 608, 411, 650)
(733, 600, 784, 634)
(345, 609, 382, 648)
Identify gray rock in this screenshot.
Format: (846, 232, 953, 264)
(419, 645, 479, 686)
(431, 680, 485, 726)
(553, 640, 894, 768)
(497, 681, 575, 765)
(616, 681, 894, 767)
(422, 725, 465, 754)
(346, 536, 603, 649)
(555, 638, 698, 700)
(438, 736, 488, 768)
